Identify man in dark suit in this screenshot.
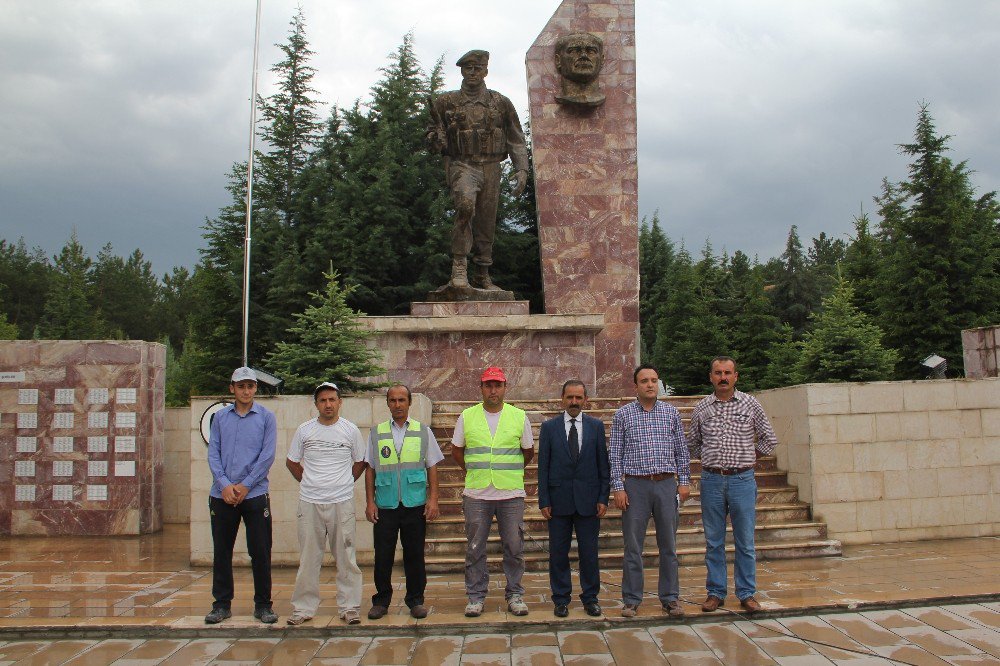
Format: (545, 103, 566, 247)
(537, 380, 610, 617)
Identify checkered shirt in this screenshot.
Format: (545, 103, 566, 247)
(609, 400, 691, 491)
(688, 390, 778, 469)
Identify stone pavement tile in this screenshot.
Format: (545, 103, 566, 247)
(214, 638, 281, 662)
(157, 638, 234, 666)
(510, 645, 562, 666)
(735, 619, 793, 639)
(940, 604, 1000, 630)
(604, 627, 668, 665)
(561, 656, 614, 666)
(60, 638, 145, 665)
(753, 636, 821, 659)
(258, 637, 324, 665)
(459, 654, 510, 666)
(113, 638, 189, 663)
(947, 628, 1000, 659)
(511, 633, 558, 647)
(8, 639, 94, 665)
(861, 609, 926, 629)
(778, 616, 869, 659)
(869, 644, 953, 666)
(692, 624, 776, 665)
(648, 624, 712, 652)
(663, 652, 724, 665)
(464, 634, 511, 653)
(557, 631, 609, 655)
(411, 636, 463, 666)
(823, 613, 908, 647)
(359, 636, 417, 665)
(903, 607, 984, 631)
(769, 656, 835, 666)
(889, 625, 982, 657)
(314, 638, 372, 659)
(947, 655, 1000, 665)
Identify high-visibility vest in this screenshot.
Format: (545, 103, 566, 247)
(372, 419, 428, 509)
(461, 403, 527, 490)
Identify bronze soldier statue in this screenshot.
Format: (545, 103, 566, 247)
(427, 50, 529, 292)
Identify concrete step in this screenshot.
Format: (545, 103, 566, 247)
(431, 468, 788, 492)
(424, 539, 844, 572)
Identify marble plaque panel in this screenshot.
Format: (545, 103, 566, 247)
(86, 485, 108, 501)
(52, 460, 73, 477)
(115, 460, 135, 477)
(16, 412, 37, 429)
(116, 387, 137, 404)
(52, 485, 74, 501)
(88, 412, 109, 429)
(87, 436, 108, 453)
(54, 388, 75, 404)
(15, 485, 35, 502)
(52, 412, 74, 429)
(52, 436, 74, 453)
(87, 388, 109, 404)
(18, 389, 38, 405)
(115, 412, 137, 429)
(88, 460, 108, 477)
(16, 436, 36, 453)
(115, 436, 136, 453)
(14, 460, 35, 477)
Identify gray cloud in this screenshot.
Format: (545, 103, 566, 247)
(1, 1, 997, 275)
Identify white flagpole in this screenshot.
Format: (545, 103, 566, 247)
(242, 0, 263, 367)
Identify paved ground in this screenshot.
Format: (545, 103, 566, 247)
(0, 527, 998, 664)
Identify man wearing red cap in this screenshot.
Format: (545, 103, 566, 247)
(452, 366, 535, 617)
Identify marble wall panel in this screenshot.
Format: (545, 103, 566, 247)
(0, 340, 165, 536)
(528, 0, 640, 397)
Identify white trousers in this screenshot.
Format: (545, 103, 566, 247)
(291, 499, 362, 616)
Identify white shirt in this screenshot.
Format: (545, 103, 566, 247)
(363, 419, 445, 468)
(452, 407, 534, 500)
(287, 417, 365, 504)
(564, 411, 582, 454)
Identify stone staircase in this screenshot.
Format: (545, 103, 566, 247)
(424, 396, 842, 572)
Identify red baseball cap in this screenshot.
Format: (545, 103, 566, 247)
(480, 366, 507, 383)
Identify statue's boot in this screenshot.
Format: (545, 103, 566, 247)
(449, 257, 470, 288)
(472, 263, 503, 291)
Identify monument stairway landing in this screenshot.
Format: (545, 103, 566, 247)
(423, 397, 842, 573)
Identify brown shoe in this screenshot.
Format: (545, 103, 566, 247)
(662, 600, 685, 617)
(701, 595, 725, 612)
(410, 604, 428, 619)
(740, 596, 762, 613)
(367, 605, 388, 620)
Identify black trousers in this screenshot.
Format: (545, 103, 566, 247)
(548, 512, 601, 606)
(210, 494, 272, 610)
(371, 504, 427, 608)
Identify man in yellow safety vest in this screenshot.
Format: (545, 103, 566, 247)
(452, 366, 535, 617)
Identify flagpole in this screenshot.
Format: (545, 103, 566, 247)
(241, 0, 263, 367)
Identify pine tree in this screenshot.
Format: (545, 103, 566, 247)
(796, 276, 898, 383)
(769, 225, 819, 336)
(638, 212, 674, 359)
(875, 104, 1000, 377)
(0, 239, 53, 337)
(760, 324, 801, 389)
(264, 270, 385, 393)
(90, 245, 160, 341)
(0, 312, 17, 340)
(842, 211, 882, 319)
(38, 232, 107, 339)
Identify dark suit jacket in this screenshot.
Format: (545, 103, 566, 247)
(537, 412, 610, 516)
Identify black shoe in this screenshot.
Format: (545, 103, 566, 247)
(368, 605, 388, 620)
(204, 607, 231, 624)
(553, 604, 569, 618)
(584, 602, 602, 617)
(254, 607, 278, 624)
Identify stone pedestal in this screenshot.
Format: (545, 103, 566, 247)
(0, 340, 165, 535)
(360, 302, 603, 401)
(963, 325, 1000, 378)
(527, 0, 640, 396)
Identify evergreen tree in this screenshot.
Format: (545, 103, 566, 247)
(875, 104, 1000, 377)
(725, 271, 781, 391)
(760, 324, 801, 389)
(842, 211, 882, 319)
(638, 212, 674, 359)
(0, 239, 52, 337)
(90, 245, 160, 341)
(807, 231, 847, 301)
(154, 266, 195, 352)
(264, 270, 385, 393)
(38, 232, 107, 339)
(796, 277, 898, 383)
(769, 225, 819, 336)
(0, 312, 17, 340)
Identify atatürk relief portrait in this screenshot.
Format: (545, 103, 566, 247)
(554, 32, 605, 108)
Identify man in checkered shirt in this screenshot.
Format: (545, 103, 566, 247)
(688, 356, 778, 614)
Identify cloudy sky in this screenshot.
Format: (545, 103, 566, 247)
(1, 1, 998, 276)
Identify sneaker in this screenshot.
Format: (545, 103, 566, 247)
(464, 600, 484, 617)
(286, 612, 311, 626)
(507, 594, 529, 616)
(254, 607, 278, 624)
(621, 603, 638, 618)
(341, 609, 361, 625)
(410, 604, 428, 619)
(662, 600, 685, 618)
(204, 607, 231, 624)
(368, 605, 388, 620)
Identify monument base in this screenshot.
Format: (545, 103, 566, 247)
(360, 301, 604, 401)
(426, 284, 515, 302)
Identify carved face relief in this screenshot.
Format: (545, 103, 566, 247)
(555, 33, 604, 84)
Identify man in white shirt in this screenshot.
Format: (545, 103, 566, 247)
(285, 382, 366, 626)
(452, 366, 535, 617)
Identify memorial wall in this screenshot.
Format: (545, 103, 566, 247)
(0, 340, 165, 535)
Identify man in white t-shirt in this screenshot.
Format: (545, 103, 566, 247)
(285, 382, 366, 626)
(452, 366, 534, 617)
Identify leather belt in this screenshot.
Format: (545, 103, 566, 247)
(702, 465, 754, 476)
(625, 472, 675, 481)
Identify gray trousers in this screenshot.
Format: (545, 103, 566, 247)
(621, 475, 680, 606)
(463, 496, 525, 602)
(291, 499, 362, 616)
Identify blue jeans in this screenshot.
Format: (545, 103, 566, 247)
(700, 469, 757, 600)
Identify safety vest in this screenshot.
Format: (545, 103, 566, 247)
(462, 403, 527, 490)
(373, 419, 428, 509)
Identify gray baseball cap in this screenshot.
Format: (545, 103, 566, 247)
(231, 366, 257, 383)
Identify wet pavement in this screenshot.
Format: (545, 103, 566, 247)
(0, 526, 998, 663)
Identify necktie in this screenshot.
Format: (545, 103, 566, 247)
(569, 418, 579, 462)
